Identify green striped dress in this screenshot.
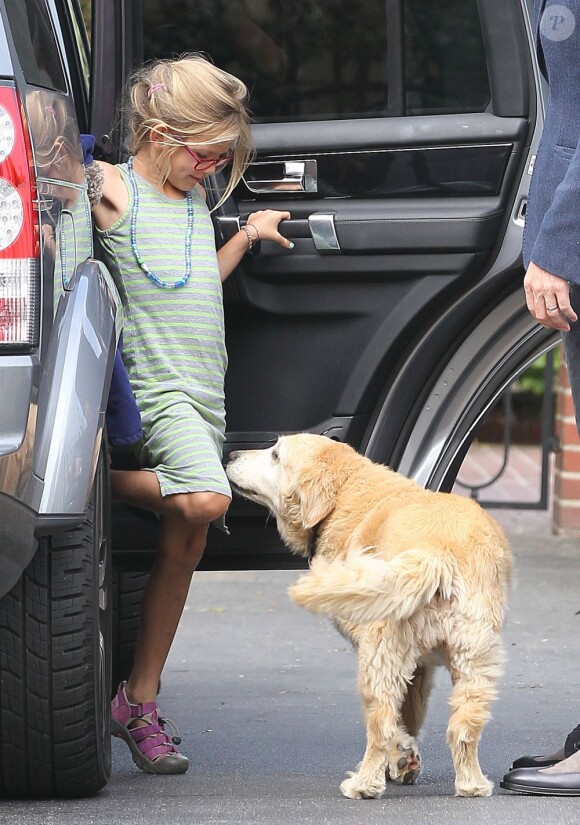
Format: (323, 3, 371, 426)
(96, 163, 231, 499)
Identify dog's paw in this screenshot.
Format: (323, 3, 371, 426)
(455, 776, 493, 797)
(386, 735, 421, 785)
(340, 770, 386, 800)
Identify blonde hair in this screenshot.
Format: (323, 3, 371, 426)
(26, 90, 83, 176)
(125, 54, 253, 208)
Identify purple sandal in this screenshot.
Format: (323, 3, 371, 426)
(111, 682, 189, 774)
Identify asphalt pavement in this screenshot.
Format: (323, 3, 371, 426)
(2, 525, 580, 825)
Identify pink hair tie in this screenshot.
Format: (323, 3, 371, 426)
(45, 106, 55, 113)
(147, 83, 165, 98)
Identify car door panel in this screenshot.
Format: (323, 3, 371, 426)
(243, 113, 526, 155)
(233, 198, 504, 254)
(209, 109, 529, 445)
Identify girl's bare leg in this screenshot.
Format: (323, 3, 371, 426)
(125, 517, 207, 704)
(110, 468, 230, 524)
(110, 468, 230, 704)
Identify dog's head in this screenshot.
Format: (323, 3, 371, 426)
(226, 434, 355, 554)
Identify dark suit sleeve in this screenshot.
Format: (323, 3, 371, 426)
(529, 141, 580, 284)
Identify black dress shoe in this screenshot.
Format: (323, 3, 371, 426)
(511, 752, 563, 770)
(510, 723, 580, 770)
(501, 765, 580, 796)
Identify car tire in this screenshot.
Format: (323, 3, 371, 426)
(112, 570, 149, 693)
(0, 448, 112, 799)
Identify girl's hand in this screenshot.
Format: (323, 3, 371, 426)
(218, 209, 292, 282)
(247, 210, 293, 250)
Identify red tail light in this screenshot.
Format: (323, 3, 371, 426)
(0, 82, 39, 348)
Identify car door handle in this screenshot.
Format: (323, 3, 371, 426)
(216, 213, 340, 252)
(243, 160, 318, 193)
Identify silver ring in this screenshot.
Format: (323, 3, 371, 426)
(546, 305, 559, 311)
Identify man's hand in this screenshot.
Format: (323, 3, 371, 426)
(523, 262, 577, 331)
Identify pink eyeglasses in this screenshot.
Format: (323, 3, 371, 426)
(180, 144, 234, 172)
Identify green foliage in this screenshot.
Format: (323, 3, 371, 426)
(514, 350, 560, 397)
(79, 0, 91, 36)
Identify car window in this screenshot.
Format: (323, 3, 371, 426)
(140, 0, 490, 122)
(404, 2, 490, 115)
(62, 0, 91, 91)
(4, 0, 67, 92)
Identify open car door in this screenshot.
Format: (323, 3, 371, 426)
(91, 0, 547, 565)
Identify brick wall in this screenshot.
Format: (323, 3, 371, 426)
(553, 346, 580, 534)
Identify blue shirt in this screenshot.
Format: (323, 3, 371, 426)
(523, 0, 580, 283)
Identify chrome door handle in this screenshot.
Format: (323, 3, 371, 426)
(308, 212, 340, 253)
(244, 160, 317, 193)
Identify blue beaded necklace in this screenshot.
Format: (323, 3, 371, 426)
(127, 156, 194, 289)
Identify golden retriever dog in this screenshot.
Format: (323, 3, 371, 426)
(226, 434, 512, 799)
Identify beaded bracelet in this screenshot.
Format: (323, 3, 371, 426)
(241, 223, 261, 256)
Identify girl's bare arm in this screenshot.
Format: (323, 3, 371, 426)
(91, 160, 129, 231)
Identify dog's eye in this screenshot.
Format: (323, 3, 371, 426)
(271, 447, 279, 463)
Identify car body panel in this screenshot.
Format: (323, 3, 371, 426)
(33, 259, 120, 523)
(0, 358, 34, 456)
(0, 0, 120, 596)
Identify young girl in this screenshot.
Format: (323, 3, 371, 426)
(92, 54, 292, 775)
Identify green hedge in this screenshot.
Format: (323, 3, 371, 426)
(79, 0, 91, 36)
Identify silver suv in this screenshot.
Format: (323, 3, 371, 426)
(0, 0, 552, 799)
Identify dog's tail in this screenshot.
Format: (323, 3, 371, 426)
(289, 548, 457, 624)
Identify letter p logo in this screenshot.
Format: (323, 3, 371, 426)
(541, 5, 576, 40)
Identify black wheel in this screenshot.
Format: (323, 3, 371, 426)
(0, 449, 112, 799)
(112, 570, 149, 692)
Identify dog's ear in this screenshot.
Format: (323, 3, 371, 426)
(296, 463, 336, 529)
